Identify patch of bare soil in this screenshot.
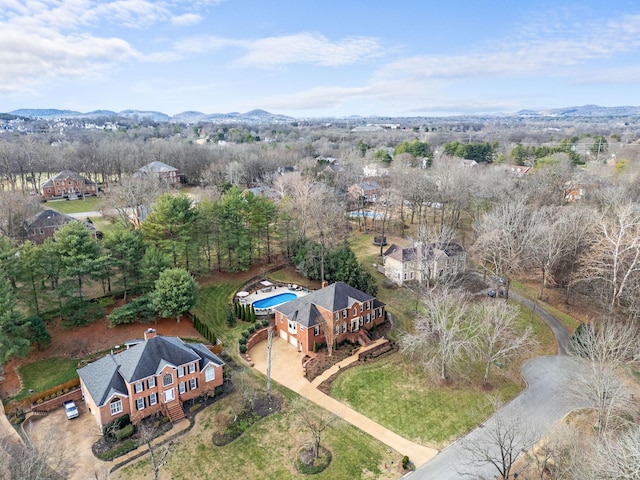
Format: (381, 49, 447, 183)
(0, 308, 203, 399)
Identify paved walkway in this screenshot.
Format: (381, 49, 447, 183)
(250, 338, 438, 467)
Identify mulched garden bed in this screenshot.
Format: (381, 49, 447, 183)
(212, 392, 284, 446)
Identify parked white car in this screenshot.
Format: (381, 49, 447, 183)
(63, 400, 79, 419)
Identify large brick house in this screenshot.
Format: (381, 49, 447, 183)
(135, 161, 181, 185)
(348, 180, 381, 203)
(39, 170, 97, 200)
(382, 242, 466, 285)
(25, 209, 96, 244)
(272, 282, 385, 355)
(77, 329, 224, 429)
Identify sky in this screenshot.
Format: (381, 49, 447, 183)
(2, 0, 640, 118)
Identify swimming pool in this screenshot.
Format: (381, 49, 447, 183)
(252, 292, 297, 309)
(349, 211, 382, 220)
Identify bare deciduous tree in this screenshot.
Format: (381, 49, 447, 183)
(471, 300, 537, 387)
(297, 405, 336, 462)
(462, 400, 538, 480)
(101, 175, 168, 227)
(400, 288, 473, 381)
(137, 422, 175, 480)
(570, 320, 639, 434)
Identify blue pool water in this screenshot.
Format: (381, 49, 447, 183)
(252, 292, 297, 309)
(349, 211, 382, 219)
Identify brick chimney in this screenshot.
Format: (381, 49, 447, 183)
(144, 328, 157, 341)
(321, 281, 329, 289)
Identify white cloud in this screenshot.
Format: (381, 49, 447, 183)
(234, 33, 384, 68)
(171, 13, 202, 26)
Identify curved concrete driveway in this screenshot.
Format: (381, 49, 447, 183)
(412, 289, 583, 479)
(410, 355, 589, 479)
(250, 339, 438, 466)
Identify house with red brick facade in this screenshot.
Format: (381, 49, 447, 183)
(135, 161, 181, 185)
(77, 329, 224, 430)
(272, 282, 385, 355)
(39, 170, 97, 200)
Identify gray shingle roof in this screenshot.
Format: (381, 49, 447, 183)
(273, 282, 382, 328)
(77, 335, 224, 407)
(137, 161, 178, 174)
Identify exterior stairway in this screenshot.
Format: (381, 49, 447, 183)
(357, 328, 373, 346)
(166, 400, 185, 422)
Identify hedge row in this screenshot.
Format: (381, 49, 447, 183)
(192, 314, 217, 345)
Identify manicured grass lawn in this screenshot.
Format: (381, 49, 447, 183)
(14, 357, 80, 400)
(331, 356, 521, 448)
(193, 280, 246, 349)
(45, 196, 103, 214)
(115, 385, 401, 480)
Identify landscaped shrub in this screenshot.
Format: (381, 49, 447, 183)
(189, 403, 202, 413)
(239, 337, 247, 346)
(62, 298, 104, 328)
(261, 319, 269, 327)
(215, 386, 223, 396)
(115, 424, 134, 441)
(239, 345, 247, 354)
(107, 296, 155, 327)
(248, 325, 255, 334)
(226, 305, 237, 327)
(254, 322, 261, 331)
(241, 331, 250, 339)
(103, 414, 131, 439)
(95, 439, 138, 461)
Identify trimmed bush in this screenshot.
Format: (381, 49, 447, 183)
(241, 331, 250, 339)
(95, 439, 137, 461)
(115, 424, 134, 441)
(248, 326, 255, 334)
(239, 345, 247, 354)
(239, 337, 247, 346)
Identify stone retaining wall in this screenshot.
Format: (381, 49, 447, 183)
(30, 388, 83, 413)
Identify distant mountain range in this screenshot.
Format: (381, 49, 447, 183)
(8, 108, 295, 123)
(7, 105, 640, 122)
(516, 104, 640, 117)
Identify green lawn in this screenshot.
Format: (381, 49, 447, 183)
(115, 385, 401, 480)
(14, 357, 80, 400)
(45, 196, 103, 214)
(193, 279, 254, 356)
(331, 356, 521, 447)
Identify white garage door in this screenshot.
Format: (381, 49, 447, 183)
(289, 336, 297, 347)
(280, 329, 287, 341)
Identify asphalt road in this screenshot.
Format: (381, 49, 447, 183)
(409, 288, 584, 479)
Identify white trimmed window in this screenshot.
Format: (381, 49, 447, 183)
(178, 366, 185, 378)
(136, 397, 145, 411)
(205, 366, 215, 382)
(163, 373, 173, 386)
(378, 307, 383, 317)
(342, 323, 347, 333)
(359, 317, 364, 326)
(353, 307, 357, 316)
(189, 378, 198, 390)
(314, 326, 320, 336)
(149, 393, 158, 406)
(147, 377, 156, 389)
(372, 309, 376, 319)
(110, 398, 123, 415)
(188, 363, 196, 374)
(134, 382, 143, 394)
(342, 310, 347, 318)
(360, 303, 363, 312)
(334, 325, 340, 335)
(179, 382, 187, 394)
(366, 313, 371, 324)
